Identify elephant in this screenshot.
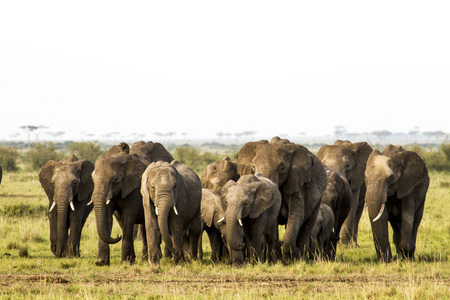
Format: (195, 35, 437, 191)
(236, 137, 327, 263)
(92, 141, 173, 266)
(319, 167, 353, 259)
(309, 204, 335, 260)
(200, 188, 228, 262)
(201, 157, 239, 193)
(365, 145, 429, 262)
(220, 173, 282, 264)
(39, 155, 94, 257)
(317, 140, 373, 246)
(141, 160, 202, 266)
(0, 165, 2, 186)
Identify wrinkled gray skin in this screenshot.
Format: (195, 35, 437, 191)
(319, 167, 353, 260)
(201, 157, 239, 193)
(200, 189, 228, 262)
(39, 155, 94, 257)
(236, 137, 327, 263)
(141, 161, 202, 267)
(365, 145, 429, 262)
(309, 204, 335, 260)
(221, 174, 282, 265)
(317, 140, 372, 246)
(92, 141, 173, 266)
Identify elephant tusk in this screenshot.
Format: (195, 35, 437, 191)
(332, 227, 335, 233)
(87, 200, 92, 206)
(106, 199, 111, 205)
(155, 207, 158, 216)
(49, 202, 56, 212)
(238, 219, 243, 227)
(372, 203, 385, 222)
(70, 201, 75, 211)
(173, 206, 179, 215)
(217, 217, 225, 224)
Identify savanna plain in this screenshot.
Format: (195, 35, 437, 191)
(0, 162, 449, 299)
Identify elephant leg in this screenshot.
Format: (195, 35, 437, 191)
(169, 217, 184, 263)
(95, 208, 114, 266)
(340, 187, 360, 246)
(140, 224, 148, 261)
(398, 195, 417, 260)
(144, 206, 161, 266)
(188, 223, 202, 261)
(121, 220, 136, 264)
(297, 203, 320, 261)
(67, 208, 83, 257)
(264, 224, 279, 264)
(282, 194, 304, 263)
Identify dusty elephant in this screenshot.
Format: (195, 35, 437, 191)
(220, 173, 282, 265)
(365, 145, 429, 262)
(201, 157, 239, 193)
(309, 203, 335, 260)
(317, 140, 372, 246)
(141, 160, 202, 267)
(92, 141, 173, 265)
(39, 155, 94, 257)
(319, 167, 352, 259)
(236, 137, 327, 262)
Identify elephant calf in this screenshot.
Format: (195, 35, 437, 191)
(220, 173, 282, 265)
(141, 160, 202, 266)
(309, 204, 335, 260)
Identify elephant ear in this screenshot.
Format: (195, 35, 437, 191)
(73, 159, 95, 201)
(39, 160, 60, 201)
(122, 154, 147, 199)
(349, 142, 373, 190)
(236, 140, 268, 175)
(220, 179, 237, 210)
(249, 180, 278, 219)
(201, 189, 221, 227)
(284, 144, 312, 194)
(316, 144, 331, 161)
(140, 168, 151, 206)
(106, 142, 130, 157)
(305, 154, 328, 203)
(395, 150, 428, 199)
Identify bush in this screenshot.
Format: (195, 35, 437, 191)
(0, 145, 20, 171)
(68, 141, 104, 164)
(406, 143, 450, 172)
(173, 146, 229, 175)
(25, 142, 63, 170)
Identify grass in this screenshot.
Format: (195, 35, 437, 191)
(0, 171, 449, 299)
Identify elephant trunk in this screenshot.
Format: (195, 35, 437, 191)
(365, 181, 392, 262)
(54, 189, 70, 257)
(225, 208, 245, 251)
(92, 190, 121, 244)
(156, 193, 176, 254)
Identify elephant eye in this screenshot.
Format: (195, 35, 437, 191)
(252, 164, 256, 171)
(72, 180, 79, 187)
(112, 176, 119, 184)
(388, 175, 395, 182)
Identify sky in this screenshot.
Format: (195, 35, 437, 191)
(0, 1, 449, 142)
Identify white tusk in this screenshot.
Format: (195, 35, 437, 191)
(49, 202, 56, 212)
(106, 199, 110, 205)
(238, 219, 243, 227)
(155, 207, 158, 216)
(87, 200, 92, 206)
(372, 203, 385, 222)
(332, 227, 335, 233)
(173, 206, 179, 215)
(217, 217, 225, 224)
(70, 201, 75, 211)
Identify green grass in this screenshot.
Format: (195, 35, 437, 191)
(0, 171, 449, 299)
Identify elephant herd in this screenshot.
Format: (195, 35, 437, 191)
(39, 137, 429, 266)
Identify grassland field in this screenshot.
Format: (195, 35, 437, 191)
(0, 170, 449, 299)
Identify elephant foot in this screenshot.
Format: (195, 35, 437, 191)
(95, 258, 110, 266)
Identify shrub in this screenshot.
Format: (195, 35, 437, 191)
(25, 142, 63, 170)
(173, 146, 228, 175)
(406, 143, 450, 172)
(0, 145, 20, 171)
(68, 141, 104, 164)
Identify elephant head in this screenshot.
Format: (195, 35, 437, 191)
(140, 161, 186, 255)
(317, 140, 372, 190)
(39, 155, 94, 257)
(201, 157, 239, 193)
(221, 174, 279, 252)
(200, 188, 225, 230)
(92, 151, 147, 244)
(365, 145, 428, 261)
(130, 141, 174, 165)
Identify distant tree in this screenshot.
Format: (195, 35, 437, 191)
(68, 141, 104, 163)
(334, 126, 347, 139)
(21, 125, 47, 147)
(26, 142, 63, 170)
(372, 130, 392, 143)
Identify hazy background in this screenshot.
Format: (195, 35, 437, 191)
(1, 1, 449, 144)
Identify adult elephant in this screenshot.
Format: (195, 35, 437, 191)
(319, 167, 352, 260)
(92, 141, 173, 265)
(365, 145, 429, 262)
(141, 160, 202, 267)
(201, 157, 239, 193)
(236, 137, 327, 262)
(317, 140, 372, 246)
(39, 155, 94, 257)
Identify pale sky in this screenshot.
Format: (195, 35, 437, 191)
(1, 1, 449, 141)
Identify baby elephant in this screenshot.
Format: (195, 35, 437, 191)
(220, 173, 281, 265)
(309, 204, 335, 260)
(141, 161, 202, 266)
